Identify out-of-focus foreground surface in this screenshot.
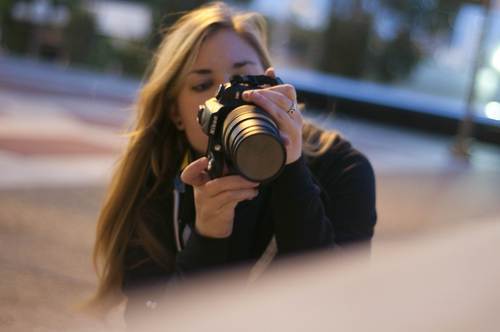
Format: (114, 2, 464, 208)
(0, 57, 500, 331)
(128, 220, 500, 332)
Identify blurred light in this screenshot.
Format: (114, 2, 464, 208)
(485, 101, 500, 121)
(374, 10, 400, 41)
(32, 0, 51, 24)
(86, 1, 151, 40)
(252, 0, 330, 29)
(491, 47, 500, 72)
(452, 4, 483, 63)
(11, 0, 68, 26)
(250, 0, 289, 21)
(476, 67, 498, 101)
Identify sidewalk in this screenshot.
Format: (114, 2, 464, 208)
(0, 88, 127, 188)
(0, 77, 130, 330)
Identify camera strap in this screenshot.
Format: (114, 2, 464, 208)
(247, 236, 278, 283)
(173, 152, 191, 252)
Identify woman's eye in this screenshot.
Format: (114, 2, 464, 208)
(191, 81, 213, 92)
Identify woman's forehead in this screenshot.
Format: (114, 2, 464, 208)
(192, 29, 262, 71)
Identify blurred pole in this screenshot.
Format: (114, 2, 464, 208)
(453, 0, 494, 159)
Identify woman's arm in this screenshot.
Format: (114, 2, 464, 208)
(122, 157, 259, 319)
(122, 221, 231, 322)
(270, 144, 376, 254)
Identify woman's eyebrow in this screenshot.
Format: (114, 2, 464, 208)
(189, 68, 212, 75)
(233, 60, 256, 68)
(188, 60, 257, 75)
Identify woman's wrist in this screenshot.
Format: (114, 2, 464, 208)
(195, 220, 232, 239)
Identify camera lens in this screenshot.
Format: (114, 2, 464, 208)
(222, 105, 286, 182)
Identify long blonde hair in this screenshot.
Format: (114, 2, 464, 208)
(91, 1, 336, 313)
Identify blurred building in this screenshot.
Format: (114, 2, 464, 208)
(8, 0, 70, 60)
(3, 0, 151, 70)
(1, 0, 499, 131)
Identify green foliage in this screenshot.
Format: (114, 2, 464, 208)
(113, 41, 151, 78)
(319, 14, 373, 79)
(1, 14, 31, 54)
(317, 0, 487, 82)
(0, 0, 30, 53)
(129, 0, 251, 49)
(0, 0, 254, 77)
(63, 6, 99, 65)
(367, 29, 421, 82)
(141, 0, 210, 49)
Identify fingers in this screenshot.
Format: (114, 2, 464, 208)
(244, 89, 291, 126)
(264, 67, 296, 100)
(265, 67, 276, 79)
(254, 89, 292, 112)
(212, 188, 259, 210)
(182, 158, 259, 191)
(194, 178, 259, 238)
(242, 70, 303, 165)
(271, 83, 297, 101)
(242, 89, 303, 131)
(181, 157, 210, 187)
(204, 175, 259, 197)
(190, 165, 259, 238)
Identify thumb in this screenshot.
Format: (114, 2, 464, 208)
(181, 157, 210, 187)
(265, 67, 276, 79)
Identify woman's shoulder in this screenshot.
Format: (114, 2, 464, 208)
(306, 133, 375, 185)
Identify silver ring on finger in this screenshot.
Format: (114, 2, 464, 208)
(287, 99, 296, 116)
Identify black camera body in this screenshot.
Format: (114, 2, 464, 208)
(197, 75, 286, 183)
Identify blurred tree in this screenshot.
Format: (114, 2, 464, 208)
(369, 28, 421, 82)
(127, 0, 251, 48)
(0, 0, 31, 54)
(1, 0, 259, 77)
(318, 0, 489, 82)
(128, 0, 208, 49)
(287, 21, 324, 68)
(381, 0, 486, 32)
(63, 4, 103, 66)
(319, 0, 373, 79)
(1, 0, 83, 57)
(113, 41, 150, 77)
(372, 0, 487, 82)
(116, 0, 252, 76)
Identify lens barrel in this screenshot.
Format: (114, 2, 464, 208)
(222, 105, 286, 182)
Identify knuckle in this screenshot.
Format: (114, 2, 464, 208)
(204, 178, 218, 189)
(282, 84, 296, 96)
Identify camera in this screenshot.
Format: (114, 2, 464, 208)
(197, 75, 286, 183)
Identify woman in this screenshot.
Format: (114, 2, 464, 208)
(91, 1, 376, 320)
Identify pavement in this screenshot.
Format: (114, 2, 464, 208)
(1, 56, 500, 331)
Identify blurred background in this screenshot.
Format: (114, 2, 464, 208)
(0, 0, 499, 331)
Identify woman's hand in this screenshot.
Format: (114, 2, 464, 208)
(181, 157, 259, 238)
(242, 67, 303, 165)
